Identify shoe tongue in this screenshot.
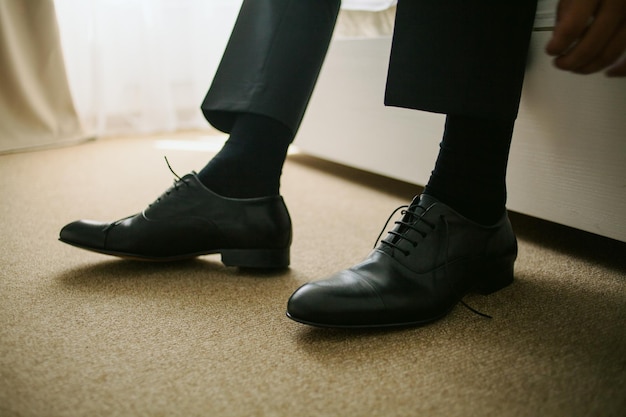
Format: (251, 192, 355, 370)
(404, 194, 432, 218)
(414, 194, 438, 209)
(145, 173, 196, 216)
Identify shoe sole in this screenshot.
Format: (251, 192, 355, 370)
(59, 238, 290, 269)
(285, 309, 454, 329)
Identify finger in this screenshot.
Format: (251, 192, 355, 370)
(572, 24, 626, 74)
(546, 0, 598, 56)
(606, 55, 626, 76)
(553, 2, 624, 71)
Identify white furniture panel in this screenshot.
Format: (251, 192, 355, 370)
(296, 31, 626, 242)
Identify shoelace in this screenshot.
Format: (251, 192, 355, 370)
(375, 203, 492, 319)
(375, 205, 436, 255)
(105, 157, 189, 232)
(164, 156, 183, 181)
(373, 205, 408, 249)
(440, 217, 492, 319)
(147, 157, 190, 208)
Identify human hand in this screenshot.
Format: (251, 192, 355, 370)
(545, 0, 626, 76)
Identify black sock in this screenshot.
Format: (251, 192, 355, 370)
(423, 114, 515, 225)
(197, 113, 294, 198)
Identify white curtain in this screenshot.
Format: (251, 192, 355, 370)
(53, 0, 243, 137)
(52, 0, 414, 138)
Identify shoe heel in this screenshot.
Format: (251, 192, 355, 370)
(220, 248, 290, 269)
(474, 256, 515, 295)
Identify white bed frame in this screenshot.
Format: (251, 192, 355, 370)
(296, 30, 626, 242)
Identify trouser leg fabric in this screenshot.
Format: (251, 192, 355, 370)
(385, 0, 538, 120)
(201, 0, 340, 135)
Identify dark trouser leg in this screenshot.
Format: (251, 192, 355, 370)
(201, 0, 340, 135)
(386, 0, 538, 224)
(197, 0, 340, 198)
(286, 0, 540, 328)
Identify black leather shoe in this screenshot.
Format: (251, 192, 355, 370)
(286, 194, 517, 328)
(59, 173, 292, 268)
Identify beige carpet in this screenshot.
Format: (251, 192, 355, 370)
(1, 132, 625, 417)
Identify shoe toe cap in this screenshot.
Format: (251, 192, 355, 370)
(59, 220, 108, 249)
(286, 270, 387, 327)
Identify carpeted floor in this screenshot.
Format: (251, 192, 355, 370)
(1, 132, 625, 417)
